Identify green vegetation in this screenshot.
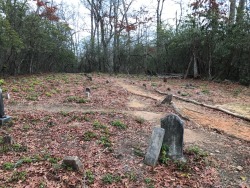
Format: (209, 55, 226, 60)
(159, 144, 170, 164)
(0, 142, 27, 153)
(66, 96, 78, 102)
(39, 182, 46, 188)
(9, 171, 27, 182)
(233, 88, 242, 97)
(111, 120, 127, 129)
(93, 120, 107, 129)
(151, 83, 157, 87)
(12, 87, 19, 92)
(26, 92, 39, 101)
(144, 178, 154, 188)
(2, 162, 15, 170)
(99, 136, 112, 148)
(186, 146, 208, 158)
(133, 147, 144, 157)
(83, 131, 97, 141)
(181, 93, 189, 97)
(45, 92, 52, 97)
(125, 171, 137, 182)
(174, 160, 189, 172)
(22, 124, 30, 132)
(60, 111, 69, 117)
(202, 89, 210, 94)
(66, 96, 88, 103)
(85, 170, 95, 185)
(0, 79, 4, 86)
(102, 173, 121, 184)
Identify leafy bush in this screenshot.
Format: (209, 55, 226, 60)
(111, 120, 127, 129)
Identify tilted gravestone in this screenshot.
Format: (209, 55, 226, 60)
(161, 114, 185, 161)
(0, 88, 11, 125)
(144, 127, 165, 166)
(161, 94, 173, 105)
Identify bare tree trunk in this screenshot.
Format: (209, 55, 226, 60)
(29, 53, 34, 74)
(156, 0, 165, 46)
(100, 17, 108, 71)
(229, 0, 236, 24)
(90, 0, 95, 70)
(184, 56, 193, 79)
(156, 0, 165, 72)
(113, 0, 119, 73)
(122, 0, 132, 73)
(193, 52, 198, 78)
(236, 0, 245, 23)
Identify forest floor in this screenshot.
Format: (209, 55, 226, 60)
(0, 73, 249, 188)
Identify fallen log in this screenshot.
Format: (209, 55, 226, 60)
(155, 89, 250, 122)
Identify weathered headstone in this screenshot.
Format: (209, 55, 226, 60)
(144, 127, 165, 166)
(85, 87, 91, 98)
(161, 114, 185, 161)
(0, 88, 11, 125)
(161, 94, 173, 105)
(3, 135, 14, 145)
(62, 156, 83, 171)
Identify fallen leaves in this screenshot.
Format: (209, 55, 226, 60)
(0, 73, 249, 187)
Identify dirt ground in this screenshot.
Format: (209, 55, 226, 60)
(1, 73, 250, 187)
(115, 78, 250, 187)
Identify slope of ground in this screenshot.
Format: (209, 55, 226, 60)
(0, 73, 249, 187)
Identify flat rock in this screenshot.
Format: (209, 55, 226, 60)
(236, 166, 243, 171)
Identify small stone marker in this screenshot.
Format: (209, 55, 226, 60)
(3, 135, 14, 145)
(144, 127, 165, 166)
(62, 156, 83, 171)
(85, 87, 91, 98)
(161, 94, 173, 105)
(0, 88, 12, 125)
(161, 114, 185, 161)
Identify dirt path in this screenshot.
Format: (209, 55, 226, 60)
(176, 100, 250, 141)
(115, 79, 250, 142)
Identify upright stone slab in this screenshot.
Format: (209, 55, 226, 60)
(144, 127, 165, 166)
(161, 114, 185, 161)
(161, 94, 173, 105)
(0, 88, 5, 118)
(0, 88, 11, 125)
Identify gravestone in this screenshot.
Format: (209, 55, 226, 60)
(144, 127, 165, 166)
(161, 114, 185, 161)
(62, 156, 83, 171)
(0, 88, 11, 125)
(161, 94, 173, 105)
(85, 87, 91, 98)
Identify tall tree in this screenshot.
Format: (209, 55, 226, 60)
(229, 0, 236, 24)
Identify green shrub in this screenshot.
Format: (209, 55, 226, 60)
(9, 171, 27, 182)
(93, 120, 107, 129)
(102, 173, 121, 184)
(83, 131, 97, 141)
(111, 120, 127, 129)
(85, 170, 95, 184)
(159, 144, 170, 164)
(2, 162, 15, 170)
